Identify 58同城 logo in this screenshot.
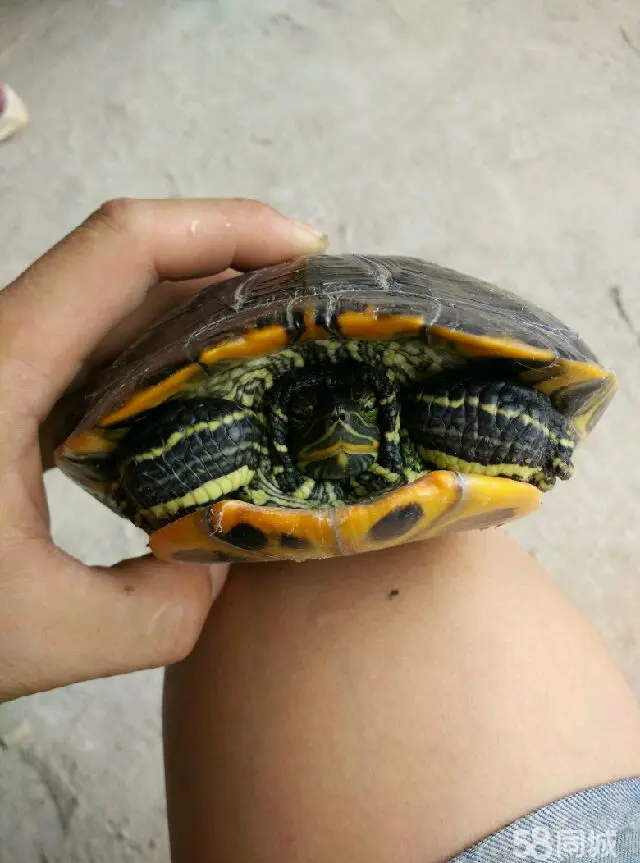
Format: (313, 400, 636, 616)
(512, 826, 617, 860)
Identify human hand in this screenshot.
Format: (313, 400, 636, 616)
(0, 197, 328, 702)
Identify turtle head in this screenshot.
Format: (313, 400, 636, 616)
(290, 380, 380, 480)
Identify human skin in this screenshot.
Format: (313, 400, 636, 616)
(3, 197, 638, 862)
(0, 196, 327, 702)
(164, 530, 640, 863)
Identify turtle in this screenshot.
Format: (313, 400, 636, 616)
(55, 254, 617, 565)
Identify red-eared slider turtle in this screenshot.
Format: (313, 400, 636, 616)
(55, 255, 616, 564)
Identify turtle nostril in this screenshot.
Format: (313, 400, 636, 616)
(338, 411, 347, 421)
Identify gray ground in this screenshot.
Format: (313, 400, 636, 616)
(1, 1, 639, 860)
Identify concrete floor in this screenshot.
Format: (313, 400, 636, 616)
(1, 0, 640, 859)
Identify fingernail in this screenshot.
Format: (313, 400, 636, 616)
(290, 219, 329, 253)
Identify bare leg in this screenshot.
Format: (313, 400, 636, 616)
(163, 530, 640, 863)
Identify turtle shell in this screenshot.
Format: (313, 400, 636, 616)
(55, 254, 616, 564)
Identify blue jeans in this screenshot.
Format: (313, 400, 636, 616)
(451, 778, 640, 862)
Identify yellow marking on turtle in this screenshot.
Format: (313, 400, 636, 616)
(368, 463, 400, 482)
(150, 499, 339, 563)
(199, 324, 288, 366)
(130, 412, 250, 463)
(522, 357, 612, 392)
(336, 471, 540, 554)
(149, 471, 542, 564)
(473, 402, 574, 447)
(519, 359, 616, 438)
(100, 364, 201, 427)
(382, 346, 419, 378)
(346, 341, 362, 360)
(337, 308, 425, 340)
(573, 372, 618, 436)
(385, 409, 401, 443)
(245, 488, 269, 506)
(417, 394, 479, 410)
(292, 478, 318, 501)
(232, 367, 273, 399)
(59, 428, 120, 458)
(418, 448, 543, 482)
(416, 393, 576, 448)
(299, 309, 329, 342)
(429, 326, 556, 362)
(140, 465, 253, 522)
(297, 438, 379, 466)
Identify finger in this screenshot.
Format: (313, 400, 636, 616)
(0, 198, 327, 419)
(0, 540, 229, 701)
(84, 269, 243, 370)
(38, 269, 244, 468)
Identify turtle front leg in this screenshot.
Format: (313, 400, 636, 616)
(404, 375, 575, 491)
(114, 397, 265, 527)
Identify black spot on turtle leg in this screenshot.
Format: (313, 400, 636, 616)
(369, 502, 423, 542)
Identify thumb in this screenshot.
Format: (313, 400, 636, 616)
(1, 543, 227, 701)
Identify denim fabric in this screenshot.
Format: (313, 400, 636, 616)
(451, 778, 640, 862)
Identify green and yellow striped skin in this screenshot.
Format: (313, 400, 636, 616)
(55, 255, 617, 564)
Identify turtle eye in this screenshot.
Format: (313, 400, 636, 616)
(363, 395, 376, 412)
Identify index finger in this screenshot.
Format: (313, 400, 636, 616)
(0, 197, 328, 418)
